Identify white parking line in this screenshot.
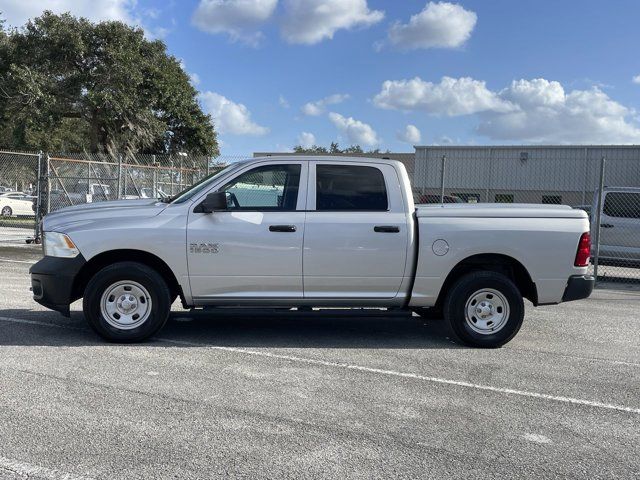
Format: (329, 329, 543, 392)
(0, 257, 36, 264)
(0, 316, 84, 331)
(158, 337, 640, 415)
(0, 456, 94, 480)
(1, 315, 638, 415)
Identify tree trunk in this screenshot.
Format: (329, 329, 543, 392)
(89, 112, 100, 153)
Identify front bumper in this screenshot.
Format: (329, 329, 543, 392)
(29, 254, 86, 317)
(562, 274, 595, 302)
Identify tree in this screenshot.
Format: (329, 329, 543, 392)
(0, 12, 218, 157)
(292, 142, 389, 154)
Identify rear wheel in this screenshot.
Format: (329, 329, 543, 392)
(1, 206, 12, 216)
(83, 261, 171, 342)
(443, 271, 524, 348)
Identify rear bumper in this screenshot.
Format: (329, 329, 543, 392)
(29, 255, 86, 316)
(562, 274, 594, 302)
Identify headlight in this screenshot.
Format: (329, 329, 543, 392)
(43, 232, 79, 258)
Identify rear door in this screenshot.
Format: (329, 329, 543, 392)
(303, 162, 409, 299)
(599, 191, 640, 263)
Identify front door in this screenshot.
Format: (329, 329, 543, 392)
(187, 161, 307, 301)
(303, 162, 409, 299)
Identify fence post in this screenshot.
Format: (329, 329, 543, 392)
(592, 156, 606, 282)
(179, 156, 184, 190)
(87, 159, 91, 201)
(170, 158, 174, 195)
(117, 154, 123, 199)
(123, 164, 127, 198)
(152, 154, 157, 196)
(34, 151, 43, 241)
(45, 153, 51, 215)
(439, 155, 446, 204)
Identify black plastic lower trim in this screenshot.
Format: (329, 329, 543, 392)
(562, 275, 595, 302)
(29, 254, 86, 317)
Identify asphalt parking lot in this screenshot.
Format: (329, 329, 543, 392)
(0, 244, 639, 479)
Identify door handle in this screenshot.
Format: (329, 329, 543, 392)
(374, 225, 400, 233)
(601, 224, 614, 228)
(269, 225, 297, 232)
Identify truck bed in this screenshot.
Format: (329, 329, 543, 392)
(410, 203, 590, 308)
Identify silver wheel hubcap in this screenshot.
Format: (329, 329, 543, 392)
(100, 281, 152, 330)
(464, 288, 510, 335)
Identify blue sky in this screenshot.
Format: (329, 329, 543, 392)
(3, 0, 640, 155)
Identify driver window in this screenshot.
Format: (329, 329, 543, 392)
(219, 164, 301, 210)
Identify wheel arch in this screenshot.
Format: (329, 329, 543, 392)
(435, 253, 538, 307)
(72, 249, 183, 305)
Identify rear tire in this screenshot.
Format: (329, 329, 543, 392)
(83, 261, 171, 342)
(443, 271, 524, 348)
(1, 206, 12, 217)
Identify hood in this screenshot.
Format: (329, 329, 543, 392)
(43, 198, 168, 232)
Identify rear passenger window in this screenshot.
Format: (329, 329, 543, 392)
(603, 192, 640, 218)
(316, 165, 388, 211)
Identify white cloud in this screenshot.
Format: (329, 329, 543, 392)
(373, 76, 513, 116)
(328, 112, 378, 146)
(435, 135, 454, 145)
(297, 131, 316, 148)
(281, 0, 384, 45)
(189, 72, 201, 86)
(375, 75, 640, 144)
(192, 0, 278, 46)
(301, 93, 349, 116)
(179, 60, 201, 86)
(200, 91, 269, 136)
(632, 75, 640, 85)
(279, 95, 290, 109)
(0, 0, 136, 27)
(477, 79, 640, 143)
(387, 2, 477, 50)
(397, 124, 421, 144)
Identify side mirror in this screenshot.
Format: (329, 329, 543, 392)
(194, 191, 228, 214)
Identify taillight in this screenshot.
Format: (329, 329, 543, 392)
(574, 232, 591, 267)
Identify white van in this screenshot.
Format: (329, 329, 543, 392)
(592, 187, 640, 266)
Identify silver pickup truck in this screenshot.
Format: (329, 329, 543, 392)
(30, 156, 594, 347)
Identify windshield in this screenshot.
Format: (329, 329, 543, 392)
(169, 163, 246, 204)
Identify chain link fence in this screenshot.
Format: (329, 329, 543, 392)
(0, 150, 248, 243)
(2, 146, 638, 285)
(0, 151, 41, 239)
(413, 146, 640, 283)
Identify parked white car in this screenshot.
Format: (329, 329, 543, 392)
(30, 156, 594, 347)
(0, 191, 35, 217)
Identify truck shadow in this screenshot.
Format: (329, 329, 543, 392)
(0, 308, 460, 349)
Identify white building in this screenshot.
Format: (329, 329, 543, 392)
(413, 145, 640, 205)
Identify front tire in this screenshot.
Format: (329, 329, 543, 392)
(1, 206, 12, 216)
(443, 271, 524, 348)
(83, 261, 171, 342)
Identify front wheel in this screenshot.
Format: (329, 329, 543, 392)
(1, 206, 12, 216)
(443, 271, 524, 348)
(83, 261, 172, 342)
